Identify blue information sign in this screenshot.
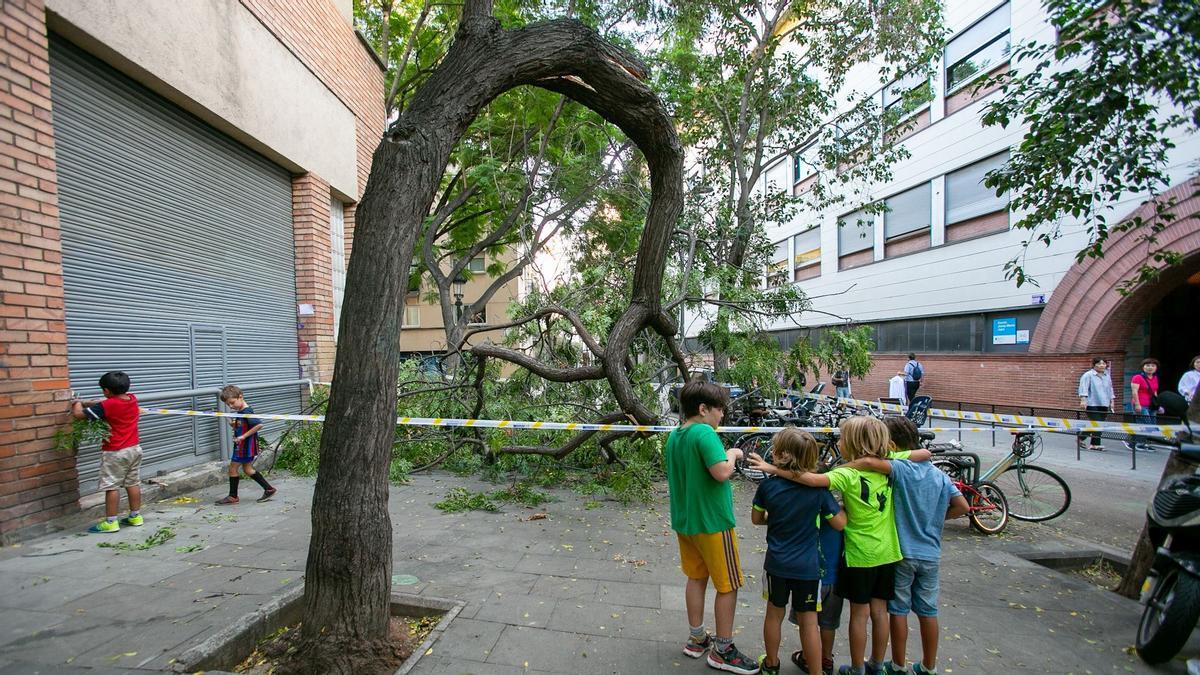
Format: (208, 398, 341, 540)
(992, 317, 1017, 345)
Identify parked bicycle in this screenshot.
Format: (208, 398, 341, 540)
(932, 430, 1071, 522)
(930, 450, 1010, 535)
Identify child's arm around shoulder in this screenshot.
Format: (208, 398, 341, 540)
(746, 454, 830, 487)
(844, 457, 892, 474)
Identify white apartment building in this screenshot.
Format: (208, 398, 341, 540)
(692, 0, 1200, 410)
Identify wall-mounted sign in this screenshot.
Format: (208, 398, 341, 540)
(298, 303, 315, 316)
(1031, 294, 1047, 305)
(993, 317, 1017, 345)
(1016, 329, 1030, 344)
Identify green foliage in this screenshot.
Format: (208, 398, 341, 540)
(981, 0, 1200, 291)
(97, 526, 176, 551)
(433, 487, 499, 513)
(54, 418, 110, 455)
(491, 482, 553, 507)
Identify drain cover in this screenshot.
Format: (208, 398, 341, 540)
(391, 574, 420, 586)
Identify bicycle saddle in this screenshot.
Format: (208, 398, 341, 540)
(918, 430, 936, 441)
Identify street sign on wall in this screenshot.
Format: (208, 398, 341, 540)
(992, 317, 1017, 345)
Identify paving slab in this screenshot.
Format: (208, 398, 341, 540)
(0, 470, 1188, 673)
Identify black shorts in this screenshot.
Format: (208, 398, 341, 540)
(765, 573, 820, 612)
(790, 583, 844, 630)
(835, 560, 897, 604)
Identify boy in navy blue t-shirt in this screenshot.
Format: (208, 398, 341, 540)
(752, 429, 846, 675)
(790, 496, 845, 675)
(215, 385, 277, 505)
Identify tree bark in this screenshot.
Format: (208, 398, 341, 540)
(287, 10, 683, 672)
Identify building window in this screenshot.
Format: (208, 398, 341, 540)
(402, 304, 420, 327)
(767, 239, 789, 288)
(883, 183, 931, 257)
(765, 159, 790, 196)
(883, 70, 932, 124)
(792, 227, 821, 281)
(945, 2, 1011, 94)
(793, 143, 819, 184)
(468, 257, 485, 273)
(837, 207, 875, 270)
(945, 151, 1010, 242)
(467, 306, 487, 326)
(407, 263, 421, 294)
(330, 199, 346, 339)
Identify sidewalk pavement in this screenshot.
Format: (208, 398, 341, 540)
(0, 471, 1189, 674)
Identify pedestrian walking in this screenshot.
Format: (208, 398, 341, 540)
(71, 371, 144, 533)
(1179, 355, 1200, 403)
(214, 385, 277, 505)
(832, 367, 852, 400)
(1077, 357, 1115, 451)
(1131, 358, 1161, 422)
(903, 354, 923, 403)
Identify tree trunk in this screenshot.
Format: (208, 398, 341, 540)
(285, 6, 684, 671)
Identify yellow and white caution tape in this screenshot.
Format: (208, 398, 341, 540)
(803, 393, 1183, 439)
(138, 406, 1180, 438)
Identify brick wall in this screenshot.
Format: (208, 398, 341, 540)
(293, 173, 335, 382)
(832, 352, 1126, 412)
(0, 0, 78, 539)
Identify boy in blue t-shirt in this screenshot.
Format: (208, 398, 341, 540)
(863, 418, 968, 675)
(752, 429, 846, 675)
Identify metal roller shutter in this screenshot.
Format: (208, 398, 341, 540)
(49, 36, 302, 494)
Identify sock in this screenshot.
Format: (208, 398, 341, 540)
(129, 510, 139, 517)
(713, 636, 733, 653)
(106, 516, 118, 523)
(868, 660, 881, 670)
(688, 624, 705, 641)
(249, 472, 273, 491)
(229, 476, 240, 498)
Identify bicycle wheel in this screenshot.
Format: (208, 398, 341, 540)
(734, 433, 772, 482)
(992, 464, 1071, 522)
(968, 481, 1009, 535)
(932, 459, 965, 482)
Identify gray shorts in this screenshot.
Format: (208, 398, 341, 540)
(97, 445, 142, 491)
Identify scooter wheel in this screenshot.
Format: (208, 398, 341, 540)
(1137, 568, 1200, 664)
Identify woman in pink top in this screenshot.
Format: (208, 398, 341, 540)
(1130, 357, 1161, 422)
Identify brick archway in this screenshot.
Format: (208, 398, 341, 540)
(1030, 177, 1200, 354)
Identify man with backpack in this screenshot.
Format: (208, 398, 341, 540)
(904, 353, 924, 403)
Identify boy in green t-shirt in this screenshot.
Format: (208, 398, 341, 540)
(666, 380, 760, 675)
(749, 416, 929, 675)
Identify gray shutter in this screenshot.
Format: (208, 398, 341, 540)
(49, 36, 301, 494)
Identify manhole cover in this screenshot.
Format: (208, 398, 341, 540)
(392, 574, 420, 586)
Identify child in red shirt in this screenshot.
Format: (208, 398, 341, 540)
(71, 371, 143, 533)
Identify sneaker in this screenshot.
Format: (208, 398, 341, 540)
(215, 495, 240, 505)
(1091, 444, 1105, 452)
(757, 655, 780, 675)
(88, 519, 119, 533)
(707, 643, 760, 674)
(838, 667, 865, 675)
(883, 662, 908, 675)
(866, 662, 884, 675)
(120, 514, 144, 527)
(792, 650, 834, 675)
(257, 488, 277, 502)
(684, 633, 711, 658)
(912, 665, 937, 675)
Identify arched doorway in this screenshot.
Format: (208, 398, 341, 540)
(1031, 177, 1200, 356)
(1147, 270, 1200, 393)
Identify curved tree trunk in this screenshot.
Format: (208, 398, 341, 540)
(287, 3, 683, 671)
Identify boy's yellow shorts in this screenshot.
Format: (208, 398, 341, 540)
(677, 528, 744, 594)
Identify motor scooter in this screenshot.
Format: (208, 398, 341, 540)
(1137, 391, 1200, 665)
